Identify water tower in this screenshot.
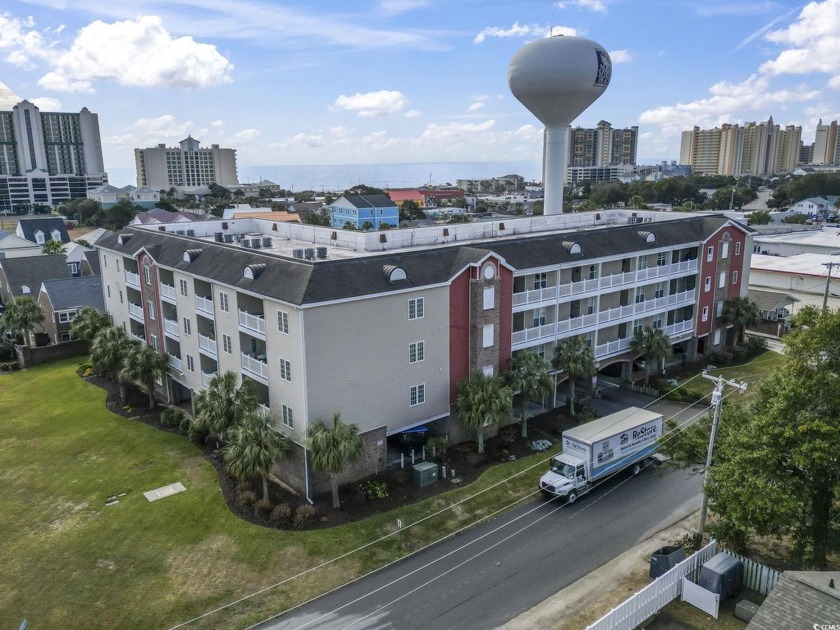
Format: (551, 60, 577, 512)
(509, 36, 611, 215)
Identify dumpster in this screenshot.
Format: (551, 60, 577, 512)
(649, 545, 686, 578)
(412, 462, 438, 488)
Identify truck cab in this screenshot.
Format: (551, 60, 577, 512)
(539, 453, 590, 503)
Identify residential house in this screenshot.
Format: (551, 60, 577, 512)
(38, 275, 105, 343)
(130, 208, 203, 227)
(16, 216, 71, 246)
(0, 229, 41, 259)
(750, 253, 840, 310)
(0, 254, 72, 305)
(746, 571, 840, 629)
(789, 197, 837, 216)
(328, 194, 399, 229)
(747, 288, 799, 337)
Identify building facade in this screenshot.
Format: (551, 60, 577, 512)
(134, 136, 238, 191)
(96, 212, 752, 497)
(568, 120, 638, 168)
(328, 194, 399, 229)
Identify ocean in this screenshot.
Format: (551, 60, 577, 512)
(105, 160, 543, 192)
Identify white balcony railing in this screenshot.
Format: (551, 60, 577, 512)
(125, 270, 140, 288)
(168, 353, 182, 371)
(595, 336, 633, 358)
(160, 283, 176, 302)
(163, 318, 179, 339)
(132, 332, 146, 343)
(201, 371, 217, 388)
(666, 319, 695, 337)
(198, 333, 217, 357)
(241, 352, 268, 381)
(238, 310, 266, 336)
(128, 302, 144, 320)
(258, 403, 271, 418)
(195, 295, 214, 317)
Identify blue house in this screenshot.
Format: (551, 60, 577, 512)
(329, 194, 399, 230)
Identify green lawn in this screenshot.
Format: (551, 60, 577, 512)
(675, 350, 785, 402)
(0, 360, 561, 629)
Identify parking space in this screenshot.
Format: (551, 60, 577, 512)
(592, 378, 708, 426)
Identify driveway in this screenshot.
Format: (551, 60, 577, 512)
(592, 379, 704, 424)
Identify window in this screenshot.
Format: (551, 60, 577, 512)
(410, 384, 426, 406)
(179, 278, 188, 297)
(107, 285, 111, 298)
(735, 242, 741, 256)
(119, 290, 123, 304)
(186, 355, 194, 372)
(702, 306, 709, 322)
(69, 262, 79, 276)
(279, 358, 291, 382)
(60, 332, 71, 342)
(721, 241, 729, 259)
(638, 256, 648, 270)
(588, 264, 597, 280)
(714, 329, 721, 346)
(409, 341, 425, 364)
(144, 266, 152, 285)
(277, 310, 289, 334)
(58, 311, 76, 323)
(732, 271, 739, 284)
(635, 289, 645, 304)
(482, 365, 494, 377)
(716, 300, 724, 317)
(656, 252, 668, 267)
(633, 320, 643, 333)
(408, 297, 424, 320)
(707, 246, 714, 262)
(719, 272, 726, 289)
(652, 316, 663, 329)
(533, 273, 547, 289)
(35, 231, 44, 245)
(183, 317, 191, 335)
(654, 283, 665, 299)
(533, 308, 546, 327)
(282, 404, 294, 429)
(586, 297, 595, 315)
(219, 292, 229, 312)
(222, 334, 232, 354)
(482, 324, 494, 348)
(704, 276, 711, 292)
(147, 300, 156, 320)
(150, 335, 158, 351)
(116, 259, 119, 272)
(483, 286, 494, 310)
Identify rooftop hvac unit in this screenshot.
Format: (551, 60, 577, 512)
(214, 232, 224, 242)
(187, 229, 196, 236)
(292, 249, 305, 259)
(316, 246, 328, 259)
(304, 248, 316, 260)
(176, 230, 186, 235)
(252, 239, 262, 249)
(262, 237, 272, 248)
(223, 234, 234, 243)
(241, 239, 253, 248)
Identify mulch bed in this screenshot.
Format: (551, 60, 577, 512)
(80, 368, 581, 530)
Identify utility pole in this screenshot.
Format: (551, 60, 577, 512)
(694, 373, 747, 549)
(822, 261, 840, 310)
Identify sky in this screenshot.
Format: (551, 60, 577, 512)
(0, 0, 838, 174)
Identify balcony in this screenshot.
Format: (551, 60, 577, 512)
(238, 310, 266, 337)
(163, 318, 179, 339)
(201, 371, 217, 388)
(195, 295, 214, 317)
(198, 333, 217, 357)
(258, 403, 271, 418)
(513, 285, 557, 307)
(125, 270, 140, 289)
(128, 302, 144, 321)
(241, 352, 268, 382)
(132, 332, 146, 343)
(595, 336, 633, 359)
(665, 319, 694, 337)
(168, 353, 183, 372)
(160, 283, 176, 303)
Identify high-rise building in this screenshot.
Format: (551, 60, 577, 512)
(567, 120, 638, 168)
(0, 99, 107, 212)
(812, 120, 838, 165)
(135, 137, 238, 192)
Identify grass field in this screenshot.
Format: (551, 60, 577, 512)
(0, 359, 562, 629)
(674, 350, 785, 402)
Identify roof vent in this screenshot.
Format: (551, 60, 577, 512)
(638, 230, 655, 243)
(380, 234, 387, 243)
(384, 265, 407, 282)
(244, 263, 266, 280)
(117, 233, 132, 245)
(272, 223, 278, 231)
(183, 248, 203, 262)
(562, 241, 582, 255)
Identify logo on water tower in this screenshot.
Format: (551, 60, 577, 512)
(594, 49, 611, 88)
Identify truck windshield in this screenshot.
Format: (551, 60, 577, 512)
(550, 459, 576, 479)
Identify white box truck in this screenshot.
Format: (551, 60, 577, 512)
(539, 406, 664, 503)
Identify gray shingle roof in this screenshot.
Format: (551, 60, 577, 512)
(339, 194, 397, 209)
(0, 255, 72, 298)
(96, 215, 743, 306)
(16, 217, 71, 244)
(40, 275, 105, 311)
(747, 289, 799, 312)
(82, 250, 101, 275)
(747, 571, 840, 629)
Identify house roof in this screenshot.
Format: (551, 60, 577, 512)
(96, 215, 741, 307)
(386, 189, 423, 203)
(16, 217, 71, 244)
(752, 253, 839, 278)
(133, 209, 202, 224)
(334, 194, 396, 209)
(76, 227, 108, 245)
(0, 255, 71, 298)
(90, 184, 122, 194)
(40, 275, 105, 312)
(746, 571, 840, 629)
(82, 250, 100, 275)
(0, 229, 10, 240)
(747, 289, 799, 312)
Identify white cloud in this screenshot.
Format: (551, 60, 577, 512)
(131, 114, 194, 140)
(210, 119, 224, 128)
(467, 102, 486, 112)
(231, 128, 261, 143)
(0, 14, 52, 68)
(329, 125, 353, 137)
(31, 96, 61, 110)
(103, 133, 139, 146)
(282, 132, 325, 148)
(609, 49, 632, 63)
(332, 90, 408, 117)
(420, 120, 496, 144)
(37, 72, 93, 93)
(474, 22, 567, 44)
(403, 109, 422, 119)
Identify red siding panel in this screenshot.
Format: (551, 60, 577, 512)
(449, 269, 471, 403)
(498, 264, 513, 373)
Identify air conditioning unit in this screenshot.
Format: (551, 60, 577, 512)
(292, 249, 305, 259)
(262, 237, 272, 248)
(223, 234, 234, 243)
(316, 247, 328, 259)
(186, 229, 196, 236)
(214, 232, 224, 242)
(304, 248, 316, 260)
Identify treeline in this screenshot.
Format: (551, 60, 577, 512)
(767, 173, 840, 208)
(581, 175, 757, 210)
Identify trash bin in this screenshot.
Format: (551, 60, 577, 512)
(649, 545, 686, 578)
(412, 462, 438, 488)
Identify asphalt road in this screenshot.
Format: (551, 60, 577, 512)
(256, 465, 702, 630)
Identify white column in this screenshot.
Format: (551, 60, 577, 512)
(543, 124, 569, 216)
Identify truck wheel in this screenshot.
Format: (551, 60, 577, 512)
(567, 491, 577, 504)
(632, 463, 641, 476)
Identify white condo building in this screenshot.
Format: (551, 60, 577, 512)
(134, 136, 238, 193)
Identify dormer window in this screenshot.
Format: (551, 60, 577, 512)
(562, 241, 582, 255)
(35, 230, 45, 245)
(383, 265, 407, 282)
(183, 249, 202, 262)
(243, 264, 266, 279)
(638, 231, 655, 243)
(51, 229, 61, 242)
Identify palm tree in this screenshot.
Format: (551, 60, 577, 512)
(629, 195, 644, 209)
(225, 412, 291, 502)
(41, 240, 66, 255)
(70, 306, 111, 346)
(1, 297, 45, 347)
(722, 296, 760, 346)
(631, 326, 672, 385)
(193, 371, 258, 443)
(552, 336, 596, 416)
(90, 327, 132, 403)
(306, 412, 364, 509)
(455, 372, 513, 454)
(120, 342, 169, 409)
(506, 351, 552, 438)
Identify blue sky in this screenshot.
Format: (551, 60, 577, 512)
(0, 0, 837, 172)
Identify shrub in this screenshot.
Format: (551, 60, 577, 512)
(293, 505, 317, 529)
(270, 503, 293, 526)
(78, 360, 93, 372)
(235, 489, 257, 511)
(178, 415, 192, 436)
(731, 345, 748, 363)
(254, 499, 273, 518)
(160, 406, 189, 429)
(359, 479, 388, 500)
(744, 336, 766, 357)
(530, 439, 553, 452)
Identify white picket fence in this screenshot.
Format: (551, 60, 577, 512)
(585, 541, 719, 630)
(721, 549, 782, 595)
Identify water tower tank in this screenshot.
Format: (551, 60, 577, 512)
(508, 36, 611, 215)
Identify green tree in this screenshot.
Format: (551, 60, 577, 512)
(552, 336, 596, 416)
(41, 239, 66, 255)
(589, 181, 627, 207)
(722, 296, 760, 346)
(208, 183, 231, 199)
(225, 412, 291, 502)
(193, 371, 258, 443)
(1, 297, 45, 347)
(746, 210, 772, 225)
(506, 351, 552, 437)
(455, 372, 513, 454)
(782, 213, 808, 224)
(306, 412, 364, 509)
(120, 342, 169, 409)
(360, 220, 373, 231)
(90, 326, 131, 403)
(399, 200, 427, 222)
(629, 195, 644, 209)
(70, 306, 111, 346)
(630, 326, 672, 385)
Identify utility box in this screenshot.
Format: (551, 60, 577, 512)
(413, 462, 438, 488)
(697, 552, 744, 598)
